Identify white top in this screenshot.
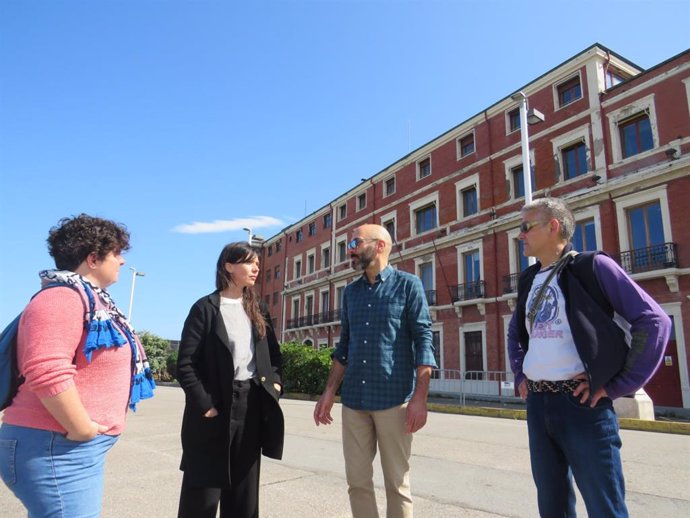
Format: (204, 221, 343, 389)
(219, 296, 256, 381)
(522, 268, 585, 381)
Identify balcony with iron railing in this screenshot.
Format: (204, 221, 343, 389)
(450, 280, 485, 302)
(616, 242, 678, 274)
(286, 309, 340, 329)
(424, 290, 437, 306)
(502, 273, 520, 294)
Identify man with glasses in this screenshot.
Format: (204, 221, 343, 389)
(508, 197, 671, 518)
(314, 224, 436, 518)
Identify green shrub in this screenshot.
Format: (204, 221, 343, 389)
(166, 350, 179, 381)
(280, 341, 335, 395)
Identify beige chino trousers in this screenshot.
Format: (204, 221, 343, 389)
(341, 404, 413, 518)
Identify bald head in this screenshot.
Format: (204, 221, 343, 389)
(355, 224, 392, 251)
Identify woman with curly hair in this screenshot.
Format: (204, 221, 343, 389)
(176, 242, 284, 518)
(0, 214, 156, 518)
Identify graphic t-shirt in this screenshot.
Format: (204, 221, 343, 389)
(522, 268, 585, 381)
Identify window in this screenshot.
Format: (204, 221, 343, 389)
(320, 290, 329, 313)
(623, 201, 668, 273)
(292, 299, 299, 320)
(605, 67, 628, 89)
(338, 203, 347, 221)
(307, 253, 315, 274)
(323, 213, 332, 229)
(383, 219, 395, 242)
(305, 295, 314, 317)
(272, 292, 279, 306)
(322, 247, 331, 268)
(357, 193, 366, 211)
(265, 268, 271, 282)
(458, 133, 475, 158)
(511, 165, 535, 199)
(572, 218, 596, 252)
(275, 241, 282, 252)
(417, 157, 431, 179)
(418, 261, 435, 306)
(294, 259, 302, 279)
(508, 108, 521, 132)
(296, 229, 303, 242)
(461, 187, 478, 217)
(274, 266, 280, 279)
(515, 239, 529, 272)
(337, 240, 347, 263)
(267, 245, 273, 257)
(308, 222, 316, 236)
(384, 177, 395, 197)
(619, 114, 653, 159)
(557, 76, 582, 107)
(415, 204, 437, 234)
(463, 250, 481, 283)
(336, 286, 345, 309)
(562, 141, 588, 179)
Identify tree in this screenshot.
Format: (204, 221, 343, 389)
(138, 331, 171, 379)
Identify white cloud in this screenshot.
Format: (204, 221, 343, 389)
(172, 216, 284, 234)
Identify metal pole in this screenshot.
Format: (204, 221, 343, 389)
(516, 93, 533, 206)
(128, 267, 145, 321)
(514, 91, 536, 266)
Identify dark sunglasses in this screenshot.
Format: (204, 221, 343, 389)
(347, 237, 379, 250)
(519, 220, 546, 233)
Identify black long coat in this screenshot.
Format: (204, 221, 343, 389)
(176, 291, 284, 487)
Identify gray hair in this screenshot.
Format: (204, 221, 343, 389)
(521, 197, 575, 241)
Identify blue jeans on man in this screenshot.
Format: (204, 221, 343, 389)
(526, 392, 628, 518)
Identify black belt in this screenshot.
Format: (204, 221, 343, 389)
(527, 379, 580, 393)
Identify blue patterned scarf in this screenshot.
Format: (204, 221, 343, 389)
(39, 270, 156, 410)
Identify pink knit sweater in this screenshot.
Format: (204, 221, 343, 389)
(2, 286, 132, 435)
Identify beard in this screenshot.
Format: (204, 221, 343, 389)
(350, 247, 375, 271)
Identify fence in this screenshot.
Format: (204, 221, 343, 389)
(430, 369, 520, 406)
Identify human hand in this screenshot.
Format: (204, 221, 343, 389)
(572, 375, 608, 407)
(66, 420, 107, 442)
(204, 407, 219, 418)
(517, 380, 528, 400)
(405, 399, 428, 434)
(313, 392, 335, 426)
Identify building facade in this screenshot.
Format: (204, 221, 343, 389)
(256, 44, 690, 408)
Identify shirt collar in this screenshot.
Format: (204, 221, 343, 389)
(358, 264, 393, 285)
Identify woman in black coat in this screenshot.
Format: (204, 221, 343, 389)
(176, 242, 284, 518)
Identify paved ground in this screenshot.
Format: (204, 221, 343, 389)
(2, 386, 690, 517)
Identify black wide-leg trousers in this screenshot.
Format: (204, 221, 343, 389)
(178, 380, 262, 518)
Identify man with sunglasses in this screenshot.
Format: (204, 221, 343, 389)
(508, 197, 671, 518)
(314, 224, 436, 518)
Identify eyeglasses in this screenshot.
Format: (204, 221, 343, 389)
(347, 238, 379, 250)
(519, 220, 546, 234)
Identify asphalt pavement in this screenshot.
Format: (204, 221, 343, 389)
(1, 386, 689, 517)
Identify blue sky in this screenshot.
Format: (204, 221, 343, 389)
(1, 0, 688, 339)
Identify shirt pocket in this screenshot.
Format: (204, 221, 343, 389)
(387, 303, 405, 321)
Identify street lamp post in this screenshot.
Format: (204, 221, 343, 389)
(511, 91, 545, 265)
(128, 267, 145, 322)
(242, 227, 253, 244)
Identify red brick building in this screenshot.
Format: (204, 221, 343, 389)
(256, 44, 690, 409)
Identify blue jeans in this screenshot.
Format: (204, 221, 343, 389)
(526, 391, 628, 518)
(0, 424, 118, 518)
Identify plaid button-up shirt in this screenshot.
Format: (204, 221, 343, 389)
(333, 265, 436, 411)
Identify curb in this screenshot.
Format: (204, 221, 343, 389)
(426, 401, 690, 435)
(161, 387, 690, 436)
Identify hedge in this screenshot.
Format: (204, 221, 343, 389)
(280, 341, 336, 395)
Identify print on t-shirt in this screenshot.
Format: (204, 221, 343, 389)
(531, 283, 564, 339)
